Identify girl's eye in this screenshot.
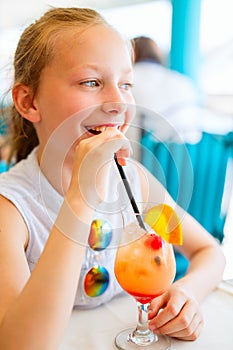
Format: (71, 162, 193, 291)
(120, 82, 133, 91)
(81, 80, 99, 87)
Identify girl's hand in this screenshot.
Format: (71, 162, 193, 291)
(148, 284, 204, 341)
(67, 127, 131, 208)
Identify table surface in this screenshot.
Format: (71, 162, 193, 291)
(60, 285, 233, 350)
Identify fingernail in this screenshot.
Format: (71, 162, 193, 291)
(118, 158, 126, 166)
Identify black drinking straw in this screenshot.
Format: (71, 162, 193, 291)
(114, 154, 147, 231)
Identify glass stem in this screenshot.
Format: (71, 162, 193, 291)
(137, 302, 150, 332)
(129, 302, 156, 346)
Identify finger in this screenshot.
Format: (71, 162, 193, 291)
(103, 128, 132, 158)
(148, 294, 167, 319)
(89, 128, 131, 157)
(165, 312, 204, 341)
(149, 291, 186, 327)
(98, 126, 127, 142)
(155, 299, 203, 338)
(115, 145, 132, 166)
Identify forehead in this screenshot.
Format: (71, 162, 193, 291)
(51, 24, 133, 65)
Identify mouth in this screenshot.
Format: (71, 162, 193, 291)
(85, 124, 121, 135)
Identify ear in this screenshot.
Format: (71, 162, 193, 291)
(12, 83, 41, 123)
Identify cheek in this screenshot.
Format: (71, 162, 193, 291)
(65, 93, 98, 117)
(40, 85, 86, 116)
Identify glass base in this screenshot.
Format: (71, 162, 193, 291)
(115, 328, 171, 349)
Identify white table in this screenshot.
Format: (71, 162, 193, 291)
(60, 286, 233, 349)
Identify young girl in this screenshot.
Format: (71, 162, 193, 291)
(0, 7, 225, 349)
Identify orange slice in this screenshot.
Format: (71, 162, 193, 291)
(144, 204, 183, 245)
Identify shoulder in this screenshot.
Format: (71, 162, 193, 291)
(0, 194, 30, 323)
(0, 148, 39, 198)
(0, 149, 41, 245)
(0, 194, 29, 249)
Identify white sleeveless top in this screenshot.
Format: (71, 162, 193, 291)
(0, 148, 142, 309)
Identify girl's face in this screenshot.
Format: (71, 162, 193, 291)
(33, 24, 135, 148)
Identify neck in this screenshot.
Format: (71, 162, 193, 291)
(37, 145, 74, 196)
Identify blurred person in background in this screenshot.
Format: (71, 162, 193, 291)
(131, 36, 201, 142)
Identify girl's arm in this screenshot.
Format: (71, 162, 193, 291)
(0, 194, 90, 350)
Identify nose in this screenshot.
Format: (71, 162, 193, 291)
(101, 101, 127, 116)
(101, 86, 127, 116)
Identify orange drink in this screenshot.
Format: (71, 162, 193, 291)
(114, 203, 181, 350)
(115, 231, 176, 304)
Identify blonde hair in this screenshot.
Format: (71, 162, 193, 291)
(8, 7, 109, 163)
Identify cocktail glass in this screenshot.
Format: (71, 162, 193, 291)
(114, 203, 176, 349)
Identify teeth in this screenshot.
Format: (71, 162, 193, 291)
(95, 126, 106, 132)
(88, 125, 121, 134)
(89, 126, 106, 133)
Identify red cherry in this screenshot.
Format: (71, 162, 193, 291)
(144, 234, 162, 250)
